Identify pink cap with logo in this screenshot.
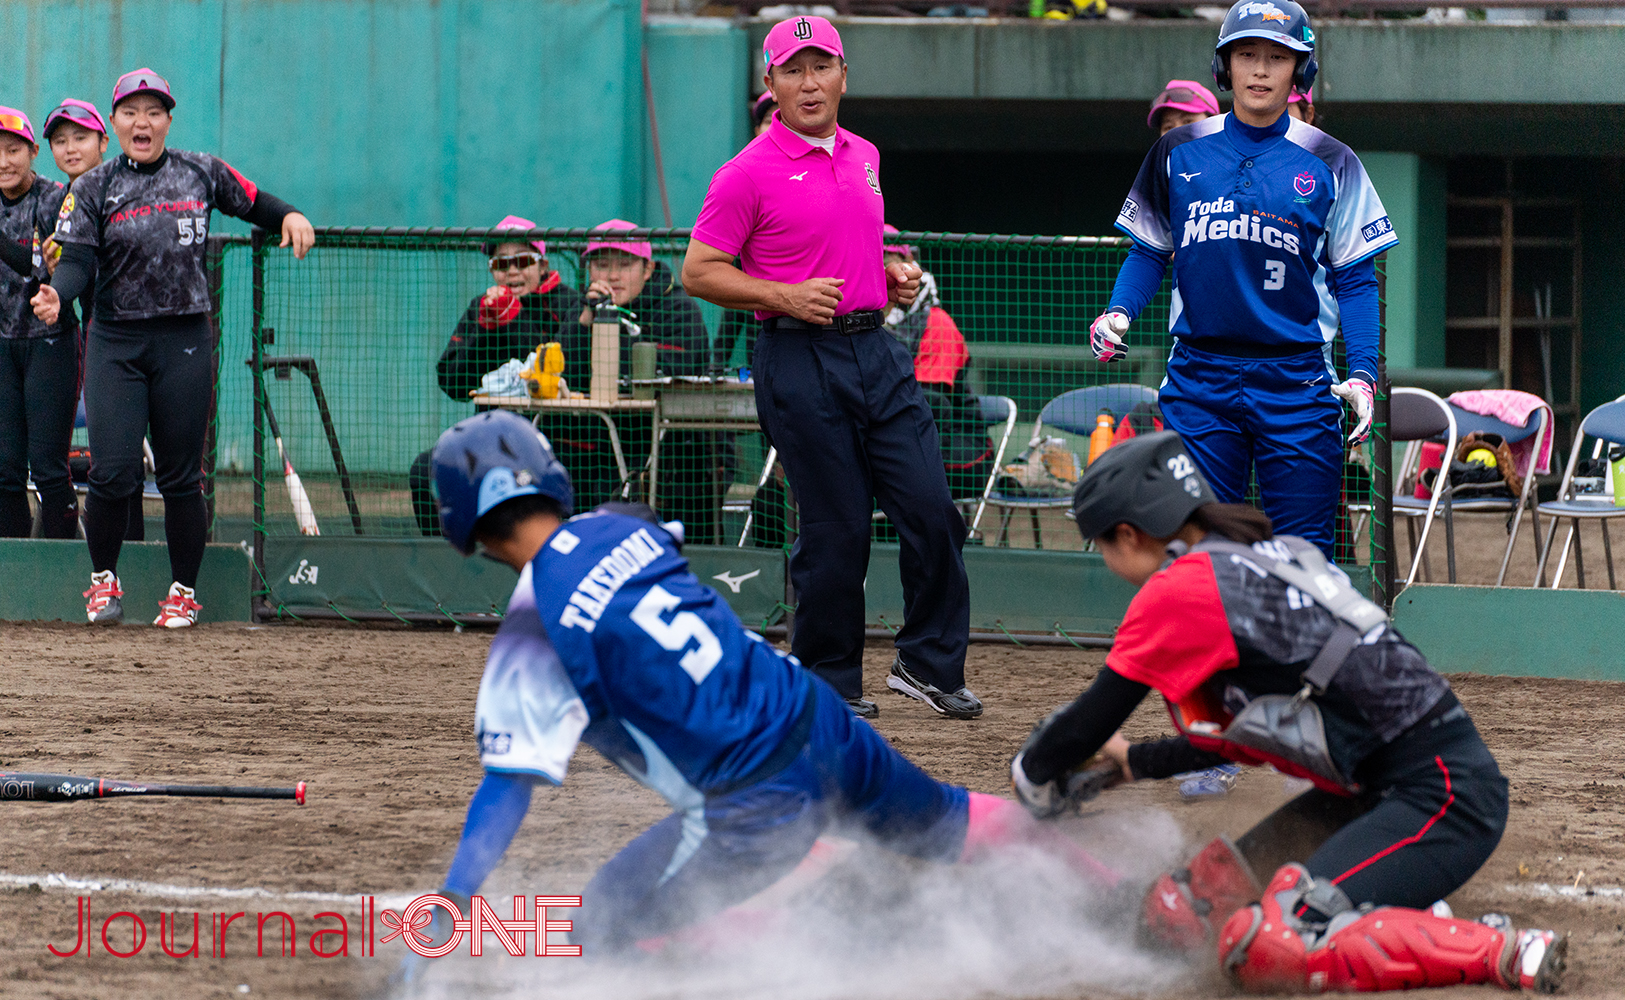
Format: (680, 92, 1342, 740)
(763, 15, 844, 68)
(0, 107, 36, 145)
(1147, 79, 1220, 128)
(43, 99, 107, 139)
(112, 68, 175, 111)
(583, 219, 652, 262)
(882, 224, 915, 257)
(493, 215, 546, 256)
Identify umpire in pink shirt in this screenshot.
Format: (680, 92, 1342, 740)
(683, 15, 978, 720)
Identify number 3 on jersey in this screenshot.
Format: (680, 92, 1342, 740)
(1263, 260, 1285, 291)
(176, 218, 205, 246)
(631, 585, 722, 684)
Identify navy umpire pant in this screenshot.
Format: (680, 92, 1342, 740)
(754, 323, 970, 699)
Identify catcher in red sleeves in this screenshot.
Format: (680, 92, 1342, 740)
(1010, 430, 1565, 994)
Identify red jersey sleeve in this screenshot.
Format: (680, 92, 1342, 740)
(1105, 552, 1239, 702)
(913, 306, 969, 385)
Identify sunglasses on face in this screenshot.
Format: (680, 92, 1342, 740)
(489, 252, 540, 272)
(1155, 88, 1198, 107)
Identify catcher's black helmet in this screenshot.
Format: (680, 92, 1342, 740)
(1070, 431, 1214, 541)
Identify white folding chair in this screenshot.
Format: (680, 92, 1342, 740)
(1439, 398, 1552, 587)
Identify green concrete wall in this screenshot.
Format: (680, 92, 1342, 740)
(0, 0, 746, 231)
(1393, 584, 1625, 678)
(1362, 153, 1449, 370)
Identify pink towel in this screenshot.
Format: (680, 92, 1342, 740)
(1447, 390, 1553, 478)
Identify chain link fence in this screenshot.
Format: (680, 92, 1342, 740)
(193, 226, 1392, 618)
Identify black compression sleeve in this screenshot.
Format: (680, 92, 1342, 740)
(0, 237, 31, 276)
(49, 243, 96, 304)
(1022, 668, 1151, 785)
(243, 190, 300, 233)
(1126, 737, 1228, 780)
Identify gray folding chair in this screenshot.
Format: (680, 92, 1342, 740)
(965, 395, 1019, 541)
(983, 383, 1158, 549)
(1534, 394, 1625, 589)
(1388, 387, 1458, 589)
(1438, 398, 1553, 587)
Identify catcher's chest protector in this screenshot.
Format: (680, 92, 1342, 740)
(1165, 536, 1390, 794)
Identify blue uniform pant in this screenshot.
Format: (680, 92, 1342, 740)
(753, 324, 971, 697)
(570, 681, 969, 954)
(1158, 341, 1343, 556)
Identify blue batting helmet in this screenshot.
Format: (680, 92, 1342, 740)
(1212, 0, 1317, 94)
(431, 411, 573, 555)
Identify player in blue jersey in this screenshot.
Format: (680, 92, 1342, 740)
(390, 411, 1112, 988)
(1089, 0, 1393, 557)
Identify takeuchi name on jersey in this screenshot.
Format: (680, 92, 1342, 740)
(1180, 199, 1302, 255)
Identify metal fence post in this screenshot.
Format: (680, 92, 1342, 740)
(250, 228, 269, 620)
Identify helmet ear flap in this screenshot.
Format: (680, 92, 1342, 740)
(1294, 53, 1318, 94)
(1212, 48, 1231, 92)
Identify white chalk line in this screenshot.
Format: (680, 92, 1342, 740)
(0, 871, 415, 909)
(1500, 882, 1625, 906)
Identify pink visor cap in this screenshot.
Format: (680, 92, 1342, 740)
(43, 99, 108, 139)
(763, 15, 844, 68)
(882, 224, 915, 257)
(1147, 79, 1220, 128)
(112, 68, 175, 111)
(584, 219, 652, 262)
(1289, 87, 1314, 105)
(493, 215, 546, 256)
(0, 107, 37, 145)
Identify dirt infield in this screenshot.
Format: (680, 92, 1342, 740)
(2, 622, 1623, 999)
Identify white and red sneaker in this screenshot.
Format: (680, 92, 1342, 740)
(1506, 927, 1567, 993)
(153, 582, 201, 628)
(83, 571, 123, 625)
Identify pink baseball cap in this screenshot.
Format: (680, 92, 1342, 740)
(493, 214, 546, 256)
(1289, 87, 1314, 105)
(583, 219, 651, 262)
(763, 15, 844, 69)
(43, 99, 107, 140)
(882, 224, 915, 257)
(112, 68, 175, 111)
(1147, 79, 1220, 128)
(0, 107, 36, 145)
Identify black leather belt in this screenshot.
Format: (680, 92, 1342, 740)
(762, 309, 885, 336)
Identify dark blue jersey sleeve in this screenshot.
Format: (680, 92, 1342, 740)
(1107, 242, 1170, 321)
(1329, 256, 1379, 383)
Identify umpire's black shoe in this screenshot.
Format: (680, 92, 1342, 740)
(844, 696, 879, 719)
(887, 656, 983, 719)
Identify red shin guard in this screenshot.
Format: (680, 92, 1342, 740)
(1218, 863, 1562, 994)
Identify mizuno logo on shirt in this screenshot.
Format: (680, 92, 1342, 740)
(1181, 198, 1301, 254)
(559, 528, 666, 633)
(789, 171, 807, 181)
(1178, 171, 1202, 181)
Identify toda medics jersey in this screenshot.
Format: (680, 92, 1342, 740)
(473, 510, 810, 803)
(1115, 114, 1397, 379)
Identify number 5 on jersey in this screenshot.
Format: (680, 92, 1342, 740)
(631, 585, 722, 683)
(177, 218, 205, 246)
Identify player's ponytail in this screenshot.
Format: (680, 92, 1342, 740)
(1187, 503, 1273, 544)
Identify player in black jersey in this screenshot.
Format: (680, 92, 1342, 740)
(0, 107, 78, 540)
(33, 68, 314, 627)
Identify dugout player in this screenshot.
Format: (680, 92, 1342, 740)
(33, 69, 314, 626)
(1089, 0, 1388, 558)
(1009, 431, 1565, 993)
(1147, 79, 1220, 138)
(0, 108, 79, 540)
(682, 15, 979, 720)
(390, 411, 1111, 985)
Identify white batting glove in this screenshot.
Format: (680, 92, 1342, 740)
(1089, 311, 1130, 363)
(1331, 378, 1375, 445)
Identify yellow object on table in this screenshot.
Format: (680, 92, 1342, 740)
(520, 342, 565, 400)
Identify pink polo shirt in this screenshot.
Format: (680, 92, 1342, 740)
(692, 114, 888, 319)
